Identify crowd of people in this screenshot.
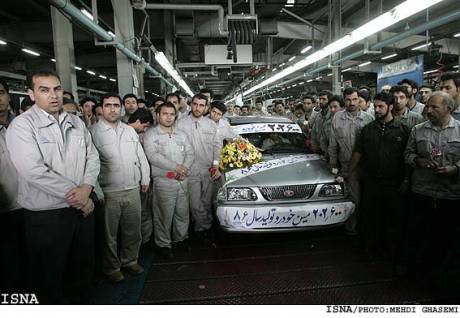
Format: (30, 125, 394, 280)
(0, 68, 459, 304)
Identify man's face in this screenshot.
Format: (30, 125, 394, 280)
(158, 106, 176, 128)
(28, 75, 63, 115)
(63, 102, 77, 115)
(102, 97, 121, 123)
(329, 101, 343, 115)
(401, 83, 415, 98)
(255, 102, 263, 111)
(393, 91, 408, 111)
(275, 104, 284, 114)
(440, 79, 459, 99)
(267, 105, 274, 114)
(227, 104, 234, 114)
(303, 98, 313, 112)
(318, 95, 328, 109)
(294, 108, 305, 118)
(95, 106, 103, 121)
(138, 102, 146, 109)
(234, 107, 241, 115)
(419, 87, 433, 104)
(167, 95, 180, 111)
(0, 83, 10, 112)
(241, 106, 249, 115)
(154, 100, 164, 109)
(358, 97, 369, 111)
(426, 95, 451, 126)
(374, 99, 392, 121)
(124, 97, 138, 115)
(191, 97, 207, 118)
(130, 120, 151, 133)
(179, 95, 188, 109)
(82, 100, 95, 116)
(210, 107, 223, 123)
(344, 92, 359, 113)
(381, 85, 391, 94)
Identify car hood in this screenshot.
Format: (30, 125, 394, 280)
(224, 153, 336, 187)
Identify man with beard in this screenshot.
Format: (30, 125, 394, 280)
(419, 84, 434, 105)
(404, 91, 460, 283)
(390, 85, 424, 129)
(143, 102, 194, 259)
(350, 93, 410, 270)
(273, 100, 288, 118)
(175, 90, 191, 121)
(319, 95, 344, 159)
(176, 94, 222, 242)
(121, 93, 138, 123)
(311, 90, 333, 154)
(398, 79, 425, 114)
(209, 100, 238, 142)
(90, 93, 150, 283)
(80, 97, 97, 127)
(328, 87, 374, 235)
(440, 72, 460, 120)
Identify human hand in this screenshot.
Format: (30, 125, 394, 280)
(141, 185, 149, 193)
(66, 185, 92, 209)
(210, 167, 222, 181)
(175, 164, 188, 176)
(81, 199, 94, 218)
(434, 165, 458, 177)
(414, 157, 439, 169)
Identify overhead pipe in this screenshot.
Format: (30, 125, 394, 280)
(48, 0, 175, 88)
(265, 9, 460, 90)
(141, 3, 228, 36)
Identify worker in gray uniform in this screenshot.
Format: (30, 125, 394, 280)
(176, 93, 222, 241)
(143, 102, 195, 259)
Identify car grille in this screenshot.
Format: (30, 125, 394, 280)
(259, 184, 316, 201)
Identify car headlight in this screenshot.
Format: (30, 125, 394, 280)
(217, 186, 227, 201)
(227, 187, 258, 201)
(318, 183, 344, 197)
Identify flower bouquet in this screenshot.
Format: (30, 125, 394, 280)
(219, 137, 262, 172)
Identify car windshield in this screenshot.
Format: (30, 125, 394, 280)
(241, 132, 310, 153)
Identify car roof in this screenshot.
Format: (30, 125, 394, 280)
(228, 116, 293, 126)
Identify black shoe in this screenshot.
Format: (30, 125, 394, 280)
(173, 239, 191, 251)
(156, 247, 174, 260)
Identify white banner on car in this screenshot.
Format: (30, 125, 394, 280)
(224, 154, 319, 184)
(232, 123, 302, 135)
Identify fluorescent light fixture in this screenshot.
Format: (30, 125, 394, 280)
(292, 84, 297, 87)
(315, 76, 322, 80)
(108, 31, 116, 38)
(454, 33, 460, 38)
(381, 53, 398, 60)
(51, 58, 56, 62)
(242, 0, 445, 97)
(21, 48, 40, 56)
(74, 66, 83, 71)
(423, 69, 438, 74)
(279, 63, 285, 67)
(109, 78, 116, 82)
(154, 51, 194, 97)
(327, 73, 333, 76)
(411, 42, 431, 50)
(342, 67, 352, 72)
(288, 56, 296, 62)
(86, 70, 96, 76)
(0, 39, 6, 45)
(99, 75, 107, 79)
(301, 45, 312, 54)
(81, 8, 94, 21)
(454, 65, 460, 69)
(272, 68, 277, 72)
(358, 61, 371, 67)
(145, 90, 149, 93)
(306, 79, 313, 83)
(299, 81, 304, 85)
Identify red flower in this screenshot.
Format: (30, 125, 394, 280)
(209, 167, 217, 175)
(166, 171, 175, 179)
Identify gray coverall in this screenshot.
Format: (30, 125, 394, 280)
(176, 115, 221, 231)
(143, 126, 195, 248)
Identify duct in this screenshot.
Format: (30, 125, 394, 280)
(48, 0, 174, 88)
(264, 9, 460, 91)
(141, 3, 227, 37)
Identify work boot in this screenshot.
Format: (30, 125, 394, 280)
(123, 263, 144, 275)
(107, 271, 124, 284)
(156, 247, 174, 260)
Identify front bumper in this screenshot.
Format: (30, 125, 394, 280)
(216, 200, 355, 233)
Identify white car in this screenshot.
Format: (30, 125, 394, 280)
(215, 116, 355, 233)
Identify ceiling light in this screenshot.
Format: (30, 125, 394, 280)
(454, 65, 459, 69)
(74, 66, 82, 71)
(301, 45, 312, 54)
(411, 42, 431, 50)
(242, 0, 445, 97)
(423, 69, 438, 74)
(358, 61, 371, 67)
(381, 53, 398, 60)
(306, 79, 313, 83)
(109, 78, 116, 82)
(145, 90, 149, 93)
(99, 75, 107, 79)
(327, 73, 333, 76)
(342, 67, 352, 72)
(21, 48, 40, 56)
(51, 58, 56, 62)
(272, 68, 277, 72)
(299, 81, 304, 85)
(81, 8, 94, 21)
(154, 51, 194, 97)
(86, 70, 96, 75)
(454, 33, 460, 38)
(279, 63, 285, 67)
(315, 76, 322, 80)
(108, 31, 116, 38)
(292, 84, 297, 87)
(288, 56, 296, 62)
(0, 39, 6, 45)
